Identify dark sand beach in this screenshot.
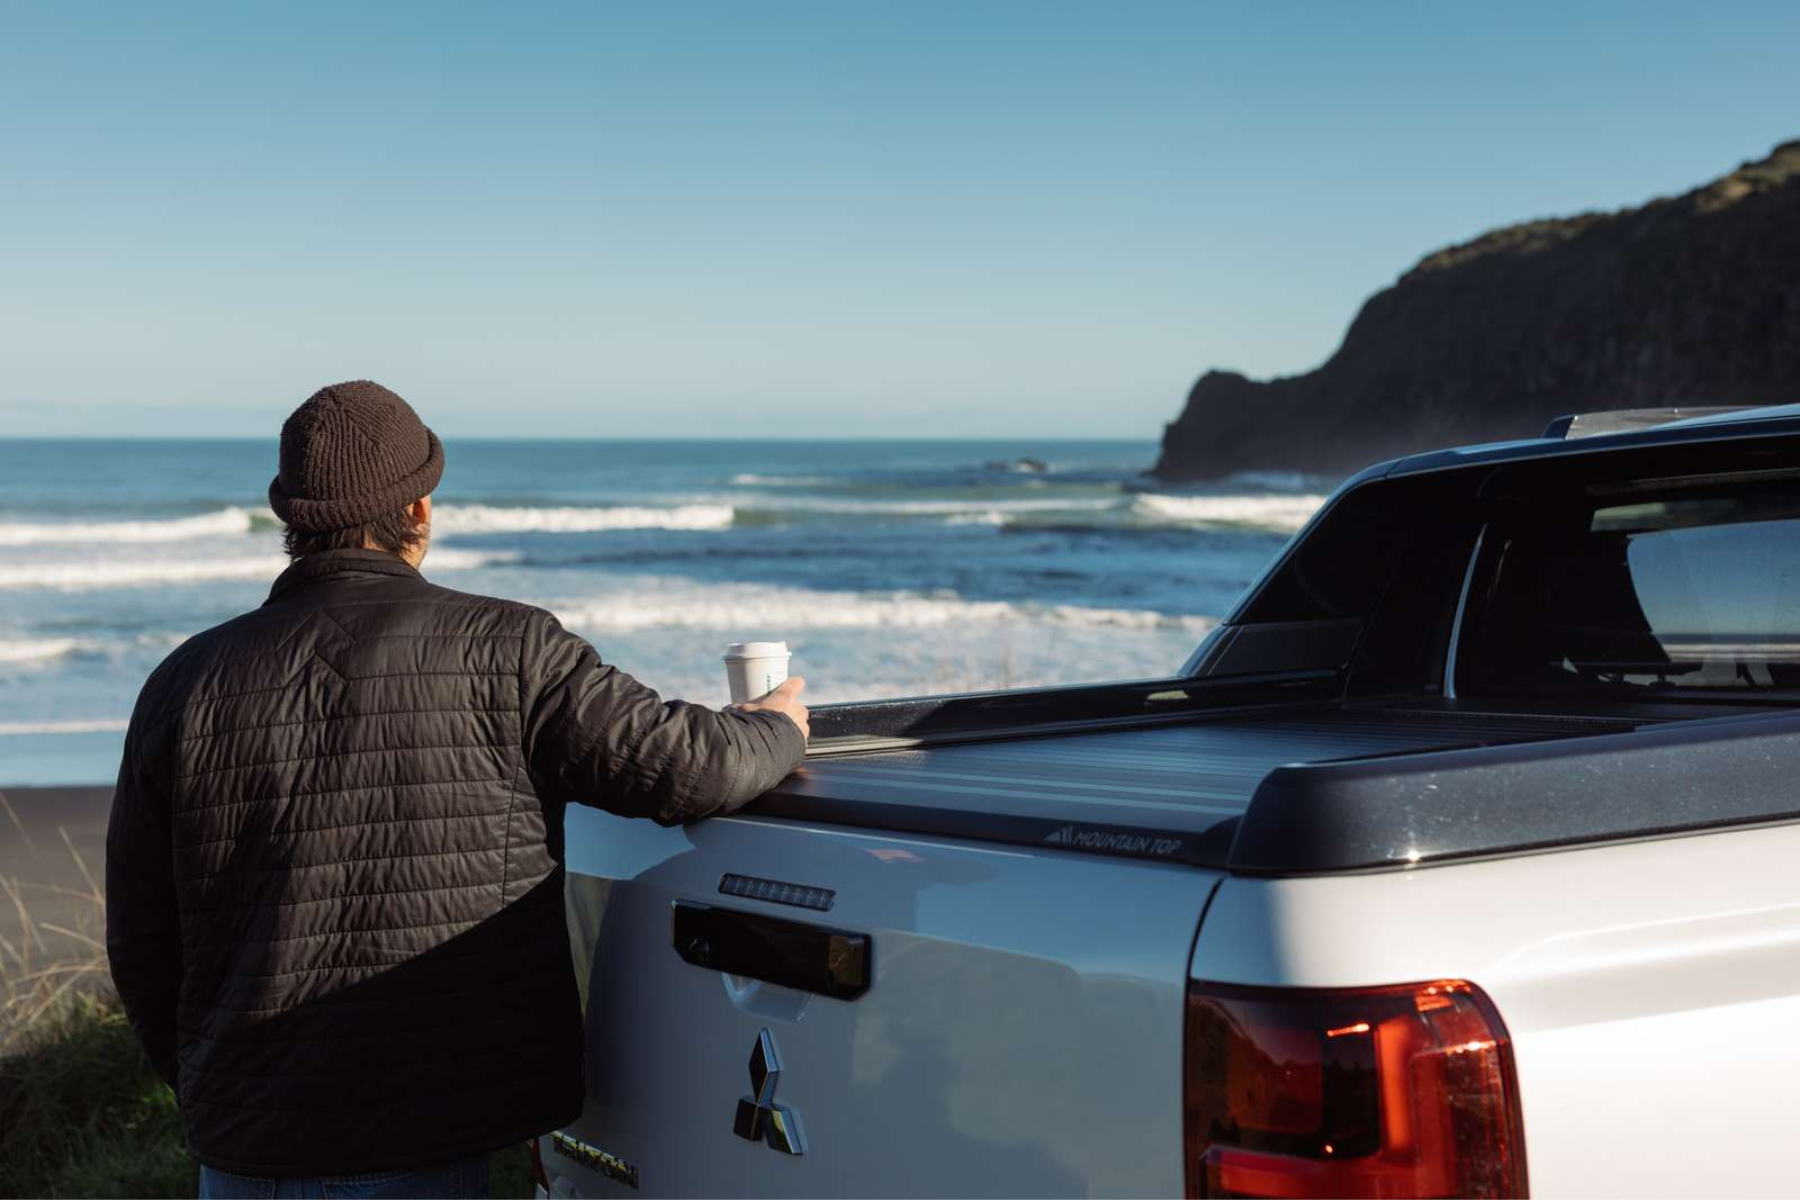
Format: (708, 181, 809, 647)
(0, 786, 113, 977)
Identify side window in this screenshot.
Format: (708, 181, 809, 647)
(1203, 476, 1471, 684)
(1463, 484, 1800, 696)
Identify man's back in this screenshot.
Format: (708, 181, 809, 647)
(106, 548, 805, 1176)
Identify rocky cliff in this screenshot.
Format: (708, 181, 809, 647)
(1155, 141, 1800, 480)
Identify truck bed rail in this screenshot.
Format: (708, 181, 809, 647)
(750, 703, 1711, 873)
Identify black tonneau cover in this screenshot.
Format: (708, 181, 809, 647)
(750, 704, 1800, 874)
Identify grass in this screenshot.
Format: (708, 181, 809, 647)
(0, 811, 194, 1199)
(0, 1000, 538, 1197)
(0, 807, 537, 1198)
(0, 993, 196, 1197)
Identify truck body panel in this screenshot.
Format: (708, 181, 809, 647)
(1192, 821, 1800, 1196)
(554, 807, 1221, 1197)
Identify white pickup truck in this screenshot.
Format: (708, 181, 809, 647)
(538, 405, 1800, 1198)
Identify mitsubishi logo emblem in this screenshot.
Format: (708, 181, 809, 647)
(732, 1029, 806, 1156)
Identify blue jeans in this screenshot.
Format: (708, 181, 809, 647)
(197, 1154, 489, 1199)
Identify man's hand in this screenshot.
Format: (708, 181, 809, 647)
(738, 676, 810, 742)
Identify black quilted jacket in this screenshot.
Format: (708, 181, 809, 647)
(104, 549, 805, 1176)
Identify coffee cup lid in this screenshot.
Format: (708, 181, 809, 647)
(724, 641, 789, 659)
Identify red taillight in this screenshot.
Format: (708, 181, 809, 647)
(1184, 979, 1527, 1198)
(526, 1136, 551, 1193)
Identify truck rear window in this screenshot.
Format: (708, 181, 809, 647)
(1463, 481, 1800, 696)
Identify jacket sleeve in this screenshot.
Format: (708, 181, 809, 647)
(104, 691, 183, 1090)
(522, 612, 806, 824)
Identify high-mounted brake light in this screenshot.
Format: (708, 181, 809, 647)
(1184, 979, 1527, 1198)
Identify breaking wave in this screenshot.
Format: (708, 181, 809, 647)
(1127, 492, 1327, 532)
(0, 637, 83, 664)
(0, 501, 742, 547)
(0, 548, 513, 591)
(0, 508, 257, 546)
(938, 492, 1326, 534)
(432, 504, 736, 534)
(0, 491, 1323, 549)
(728, 474, 836, 487)
(730, 491, 1322, 532)
(0, 718, 130, 735)
(550, 581, 1218, 636)
(717, 496, 1140, 532)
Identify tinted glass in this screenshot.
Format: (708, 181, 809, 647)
(1219, 473, 1476, 686)
(1464, 483, 1800, 696)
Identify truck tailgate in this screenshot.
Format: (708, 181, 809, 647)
(554, 808, 1222, 1197)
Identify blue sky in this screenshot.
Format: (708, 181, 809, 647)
(1, 1, 1795, 439)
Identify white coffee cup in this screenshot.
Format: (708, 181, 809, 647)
(723, 641, 791, 704)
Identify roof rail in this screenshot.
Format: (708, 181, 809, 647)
(1542, 406, 1763, 440)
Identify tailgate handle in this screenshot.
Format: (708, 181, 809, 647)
(672, 901, 871, 1000)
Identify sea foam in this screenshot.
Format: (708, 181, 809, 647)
(0, 507, 257, 546)
(944, 492, 1327, 533)
(0, 502, 739, 547)
(728, 474, 836, 487)
(549, 580, 1218, 635)
(1128, 492, 1326, 532)
(0, 637, 83, 664)
(0, 548, 512, 591)
(0, 718, 130, 735)
(431, 504, 734, 534)
(748, 496, 1115, 516)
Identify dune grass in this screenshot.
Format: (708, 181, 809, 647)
(0, 996, 537, 1198)
(0, 993, 195, 1197)
(0, 817, 536, 1199)
(0, 817, 195, 1199)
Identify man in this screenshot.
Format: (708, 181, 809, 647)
(105, 381, 809, 1198)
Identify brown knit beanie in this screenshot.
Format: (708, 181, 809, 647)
(268, 381, 445, 533)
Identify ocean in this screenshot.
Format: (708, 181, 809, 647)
(0, 438, 1331, 784)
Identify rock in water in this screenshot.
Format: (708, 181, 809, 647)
(984, 457, 1049, 474)
(1154, 140, 1800, 481)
